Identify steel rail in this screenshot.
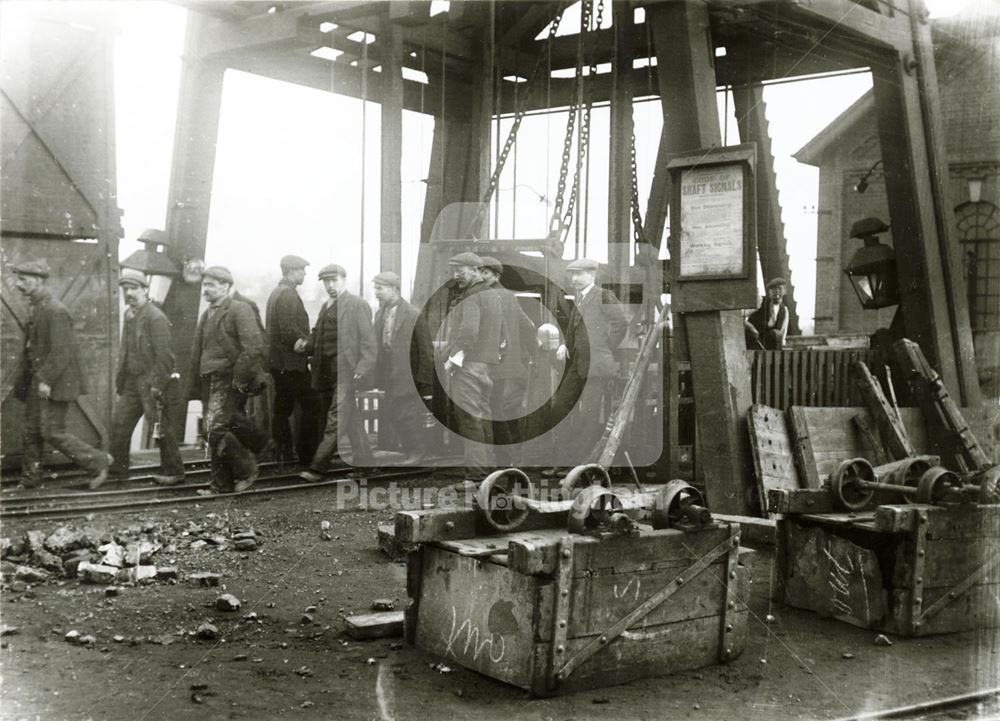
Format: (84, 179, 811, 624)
(828, 686, 1000, 721)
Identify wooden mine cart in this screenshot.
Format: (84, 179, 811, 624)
(397, 504, 752, 696)
(771, 488, 1000, 636)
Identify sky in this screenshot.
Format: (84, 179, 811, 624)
(98, 0, 966, 331)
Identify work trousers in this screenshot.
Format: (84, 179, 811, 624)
(548, 370, 611, 467)
(109, 375, 184, 477)
(490, 376, 527, 465)
(22, 383, 106, 480)
(270, 369, 319, 462)
(311, 375, 373, 470)
(201, 372, 263, 491)
(379, 393, 429, 455)
(448, 361, 494, 480)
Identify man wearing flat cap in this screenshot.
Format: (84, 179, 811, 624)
(371, 271, 435, 463)
(440, 251, 504, 480)
(108, 268, 185, 486)
(478, 256, 537, 458)
(12, 259, 111, 488)
(745, 277, 789, 350)
(188, 265, 267, 493)
(298, 264, 376, 481)
(548, 258, 628, 468)
(266, 254, 319, 464)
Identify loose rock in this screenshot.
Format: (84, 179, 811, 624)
(190, 572, 221, 587)
(78, 562, 119, 585)
(0, 625, 19, 637)
(14, 565, 49, 584)
(65, 630, 81, 643)
(371, 599, 395, 611)
(197, 623, 219, 640)
(31, 549, 64, 574)
(233, 539, 258, 552)
(874, 634, 893, 647)
(98, 542, 126, 568)
(215, 594, 241, 612)
(156, 567, 178, 581)
(45, 526, 97, 555)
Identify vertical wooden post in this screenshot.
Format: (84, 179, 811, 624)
(162, 14, 227, 437)
(380, 11, 403, 276)
(870, 4, 979, 406)
(733, 84, 799, 334)
(649, 0, 755, 515)
(607, 0, 633, 285)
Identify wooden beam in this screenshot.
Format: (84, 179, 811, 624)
(607, 0, 634, 285)
(380, 10, 403, 275)
(732, 85, 800, 334)
(781, 0, 911, 52)
(649, 0, 756, 516)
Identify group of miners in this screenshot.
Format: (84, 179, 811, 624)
(10, 251, 629, 492)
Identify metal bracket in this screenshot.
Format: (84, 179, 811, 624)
(719, 524, 742, 661)
(909, 509, 928, 633)
(548, 536, 574, 690)
(555, 530, 739, 684)
(917, 551, 1000, 627)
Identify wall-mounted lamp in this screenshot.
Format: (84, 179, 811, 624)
(844, 216, 899, 309)
(854, 159, 883, 194)
(120, 228, 181, 303)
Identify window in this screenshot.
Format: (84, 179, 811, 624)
(956, 201, 1000, 332)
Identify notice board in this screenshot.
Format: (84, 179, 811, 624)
(668, 144, 758, 312)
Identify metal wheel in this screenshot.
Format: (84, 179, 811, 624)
(916, 466, 960, 505)
(829, 458, 876, 511)
(476, 468, 535, 532)
(651, 479, 708, 530)
(567, 485, 623, 534)
(558, 463, 611, 500)
(890, 457, 935, 503)
(977, 465, 1000, 504)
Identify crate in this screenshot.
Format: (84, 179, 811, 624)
(402, 520, 751, 696)
(772, 491, 1000, 636)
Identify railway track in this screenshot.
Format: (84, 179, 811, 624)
(830, 687, 1000, 721)
(0, 463, 437, 521)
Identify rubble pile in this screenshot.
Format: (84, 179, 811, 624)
(0, 512, 263, 591)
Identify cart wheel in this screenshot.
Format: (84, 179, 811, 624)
(829, 458, 876, 511)
(651, 479, 708, 530)
(476, 468, 534, 532)
(916, 466, 960, 505)
(893, 457, 935, 503)
(558, 463, 611, 499)
(567, 485, 623, 534)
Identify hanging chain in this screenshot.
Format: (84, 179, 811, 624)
(629, 128, 647, 250)
(469, 5, 567, 237)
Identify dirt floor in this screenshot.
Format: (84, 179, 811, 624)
(1, 475, 998, 721)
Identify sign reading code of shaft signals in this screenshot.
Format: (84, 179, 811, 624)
(667, 143, 758, 313)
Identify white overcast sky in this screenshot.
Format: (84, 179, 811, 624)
(102, 0, 967, 330)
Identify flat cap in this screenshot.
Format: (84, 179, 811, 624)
(12, 259, 50, 278)
(372, 271, 401, 289)
(566, 258, 599, 272)
(202, 265, 234, 284)
(118, 268, 150, 288)
(479, 256, 503, 274)
(318, 263, 347, 279)
(766, 277, 788, 289)
(448, 251, 483, 268)
(280, 254, 310, 270)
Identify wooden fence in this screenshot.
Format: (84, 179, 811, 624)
(748, 349, 884, 410)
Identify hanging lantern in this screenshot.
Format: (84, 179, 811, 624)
(120, 228, 181, 303)
(843, 217, 899, 310)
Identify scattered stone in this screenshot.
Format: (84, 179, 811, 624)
(190, 572, 221, 587)
(105, 587, 120, 597)
(431, 663, 452, 674)
(190, 682, 209, 691)
(233, 539, 258, 552)
(366, 657, 376, 665)
(14, 565, 48, 584)
(31, 549, 63, 574)
(371, 599, 395, 612)
(320, 521, 331, 531)
(764, 614, 776, 624)
(78, 562, 119, 585)
(874, 634, 892, 647)
(125, 541, 160, 567)
(8, 581, 26, 593)
(243, 612, 258, 623)
(113, 635, 126, 643)
(841, 652, 855, 659)
(251, 658, 263, 663)
(300, 614, 314, 625)
(295, 666, 314, 677)
(189, 540, 208, 551)
(156, 567, 178, 581)
(1, 560, 15, 577)
(150, 634, 176, 646)
(693, 703, 701, 710)
(197, 623, 219, 640)
(44, 526, 96, 555)
(65, 630, 81, 643)
(304, 605, 317, 614)
(124, 565, 157, 584)
(232, 531, 257, 541)
(98, 542, 126, 568)
(0, 625, 19, 637)
(232, 653, 248, 661)
(300, 701, 314, 709)
(25, 530, 47, 553)
(79, 635, 97, 647)
(320, 532, 332, 541)
(215, 594, 241, 612)
(204, 536, 227, 547)
(0, 537, 11, 558)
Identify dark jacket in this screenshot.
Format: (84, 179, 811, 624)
(13, 288, 88, 401)
(444, 280, 504, 365)
(373, 299, 434, 397)
(746, 296, 788, 350)
(307, 291, 376, 389)
(565, 286, 628, 378)
(489, 282, 537, 380)
(265, 280, 310, 372)
(115, 300, 175, 394)
(187, 294, 265, 399)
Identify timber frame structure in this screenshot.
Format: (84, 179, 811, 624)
(161, 0, 980, 514)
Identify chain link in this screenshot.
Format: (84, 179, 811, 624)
(629, 129, 647, 249)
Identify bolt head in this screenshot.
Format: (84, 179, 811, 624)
(730, 571, 737, 579)
(561, 589, 569, 597)
(599, 635, 607, 644)
(725, 624, 733, 632)
(561, 549, 571, 558)
(557, 645, 565, 653)
(559, 620, 566, 628)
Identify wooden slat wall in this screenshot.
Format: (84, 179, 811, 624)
(749, 350, 882, 410)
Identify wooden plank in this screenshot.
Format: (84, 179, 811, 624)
(713, 514, 775, 546)
(887, 583, 1000, 636)
(852, 413, 888, 465)
(344, 611, 404, 640)
(854, 361, 915, 460)
(768, 488, 840, 515)
(377, 523, 418, 561)
(788, 406, 821, 489)
(748, 404, 802, 517)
